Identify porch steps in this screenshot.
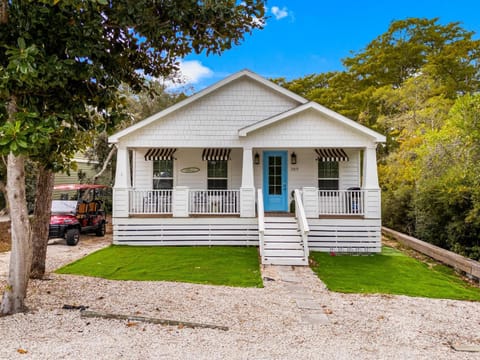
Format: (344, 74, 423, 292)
(261, 217, 308, 266)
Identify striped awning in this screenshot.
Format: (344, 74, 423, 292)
(202, 148, 231, 161)
(315, 148, 349, 162)
(144, 148, 176, 161)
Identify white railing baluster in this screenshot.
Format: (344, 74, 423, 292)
(317, 189, 366, 216)
(188, 189, 240, 215)
(128, 189, 173, 215)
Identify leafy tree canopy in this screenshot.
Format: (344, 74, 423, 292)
(276, 17, 480, 259)
(0, 0, 265, 170)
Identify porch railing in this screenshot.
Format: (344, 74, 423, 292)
(189, 190, 240, 215)
(129, 189, 173, 214)
(318, 189, 365, 215)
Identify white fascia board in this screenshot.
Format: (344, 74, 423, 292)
(108, 69, 308, 144)
(238, 102, 386, 143)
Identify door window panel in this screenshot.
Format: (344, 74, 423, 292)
(268, 156, 282, 195)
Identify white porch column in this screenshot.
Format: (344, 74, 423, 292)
(113, 145, 131, 218)
(172, 186, 190, 217)
(362, 145, 381, 219)
(362, 145, 380, 189)
(240, 147, 256, 217)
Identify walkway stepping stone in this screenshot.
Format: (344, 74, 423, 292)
(295, 299, 323, 310)
(302, 312, 330, 326)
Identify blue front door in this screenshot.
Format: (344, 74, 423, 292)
(263, 151, 288, 212)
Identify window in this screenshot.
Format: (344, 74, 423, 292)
(207, 160, 228, 189)
(318, 161, 339, 190)
(153, 159, 173, 189)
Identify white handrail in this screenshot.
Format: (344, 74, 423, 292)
(294, 189, 310, 259)
(257, 189, 265, 257)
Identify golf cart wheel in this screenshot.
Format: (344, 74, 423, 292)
(66, 228, 80, 246)
(96, 221, 106, 237)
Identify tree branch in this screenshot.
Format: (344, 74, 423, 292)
(93, 145, 117, 184)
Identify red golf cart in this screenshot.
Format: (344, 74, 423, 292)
(49, 184, 108, 246)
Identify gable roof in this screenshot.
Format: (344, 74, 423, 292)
(238, 101, 386, 143)
(109, 69, 308, 144)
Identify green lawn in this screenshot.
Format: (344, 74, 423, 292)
(310, 246, 480, 301)
(56, 245, 263, 288)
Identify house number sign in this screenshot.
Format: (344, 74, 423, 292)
(181, 167, 200, 173)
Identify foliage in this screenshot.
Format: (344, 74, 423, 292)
(56, 245, 263, 288)
(278, 17, 480, 259)
(0, 0, 266, 313)
(413, 94, 480, 258)
(83, 81, 185, 184)
(0, 0, 265, 171)
(310, 247, 480, 300)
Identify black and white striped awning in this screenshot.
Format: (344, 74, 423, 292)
(202, 148, 231, 161)
(144, 148, 176, 161)
(315, 148, 349, 162)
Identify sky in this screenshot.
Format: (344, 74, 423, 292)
(169, 0, 480, 93)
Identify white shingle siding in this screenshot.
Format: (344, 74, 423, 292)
(133, 150, 152, 189)
(121, 78, 300, 148)
(339, 149, 361, 189)
(240, 109, 373, 148)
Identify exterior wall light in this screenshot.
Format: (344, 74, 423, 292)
(254, 152, 260, 165)
(291, 152, 297, 165)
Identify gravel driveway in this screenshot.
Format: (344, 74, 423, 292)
(0, 234, 479, 359)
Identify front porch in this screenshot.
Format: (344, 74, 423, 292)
(124, 187, 379, 219)
(112, 187, 381, 265)
(112, 144, 382, 265)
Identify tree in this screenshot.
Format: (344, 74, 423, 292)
(0, 0, 265, 315)
(414, 94, 480, 259)
(85, 81, 185, 185)
(276, 17, 480, 258)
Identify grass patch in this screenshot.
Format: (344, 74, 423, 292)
(56, 245, 263, 288)
(310, 246, 480, 301)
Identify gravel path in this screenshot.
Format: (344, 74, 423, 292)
(0, 235, 479, 359)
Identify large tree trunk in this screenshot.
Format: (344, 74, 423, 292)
(0, 153, 32, 315)
(30, 166, 54, 279)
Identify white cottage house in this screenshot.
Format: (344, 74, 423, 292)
(109, 70, 386, 265)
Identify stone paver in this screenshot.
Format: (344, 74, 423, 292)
(295, 299, 323, 310)
(302, 312, 330, 325)
(269, 265, 330, 325)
